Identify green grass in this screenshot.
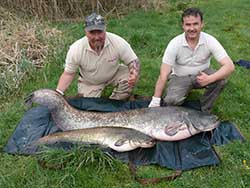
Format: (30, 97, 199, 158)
(1, 0, 250, 187)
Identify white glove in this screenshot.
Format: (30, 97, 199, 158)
(148, 96, 161, 107)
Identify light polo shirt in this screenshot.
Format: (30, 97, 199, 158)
(162, 32, 228, 76)
(64, 32, 137, 85)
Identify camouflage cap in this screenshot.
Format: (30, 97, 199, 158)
(85, 13, 105, 32)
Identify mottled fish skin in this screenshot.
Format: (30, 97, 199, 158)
(26, 89, 220, 141)
(36, 127, 155, 152)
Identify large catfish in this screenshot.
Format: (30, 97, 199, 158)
(25, 89, 220, 141)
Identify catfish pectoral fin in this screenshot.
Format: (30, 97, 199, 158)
(164, 123, 183, 136)
(114, 139, 127, 146)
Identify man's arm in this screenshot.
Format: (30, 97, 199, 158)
(149, 63, 172, 107)
(197, 56, 235, 86)
(128, 58, 140, 88)
(56, 71, 76, 95)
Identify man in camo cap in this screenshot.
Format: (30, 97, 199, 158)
(56, 13, 140, 100)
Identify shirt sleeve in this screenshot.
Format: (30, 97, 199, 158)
(117, 36, 138, 65)
(162, 38, 177, 65)
(207, 35, 228, 62)
(64, 44, 80, 73)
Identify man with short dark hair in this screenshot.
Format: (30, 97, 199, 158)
(56, 13, 140, 100)
(149, 7, 234, 113)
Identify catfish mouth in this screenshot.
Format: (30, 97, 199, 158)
(24, 93, 34, 108)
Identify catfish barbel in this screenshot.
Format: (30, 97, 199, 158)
(36, 127, 155, 152)
(25, 89, 220, 141)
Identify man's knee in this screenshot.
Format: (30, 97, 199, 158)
(163, 95, 185, 106)
(77, 81, 104, 97)
(217, 79, 227, 87)
(208, 79, 227, 90)
(109, 80, 132, 100)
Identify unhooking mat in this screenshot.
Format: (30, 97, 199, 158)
(3, 97, 245, 170)
(234, 59, 250, 69)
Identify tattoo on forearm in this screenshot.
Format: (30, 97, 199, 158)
(128, 59, 140, 73)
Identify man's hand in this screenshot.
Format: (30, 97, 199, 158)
(128, 59, 140, 88)
(196, 71, 212, 87)
(128, 69, 138, 87)
(148, 96, 161, 107)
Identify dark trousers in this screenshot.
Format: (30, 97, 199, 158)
(163, 68, 227, 113)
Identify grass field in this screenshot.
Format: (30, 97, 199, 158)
(0, 0, 250, 187)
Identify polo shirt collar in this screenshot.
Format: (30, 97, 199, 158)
(181, 32, 205, 47)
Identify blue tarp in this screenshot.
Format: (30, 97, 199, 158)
(3, 97, 245, 170)
(234, 59, 250, 69)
